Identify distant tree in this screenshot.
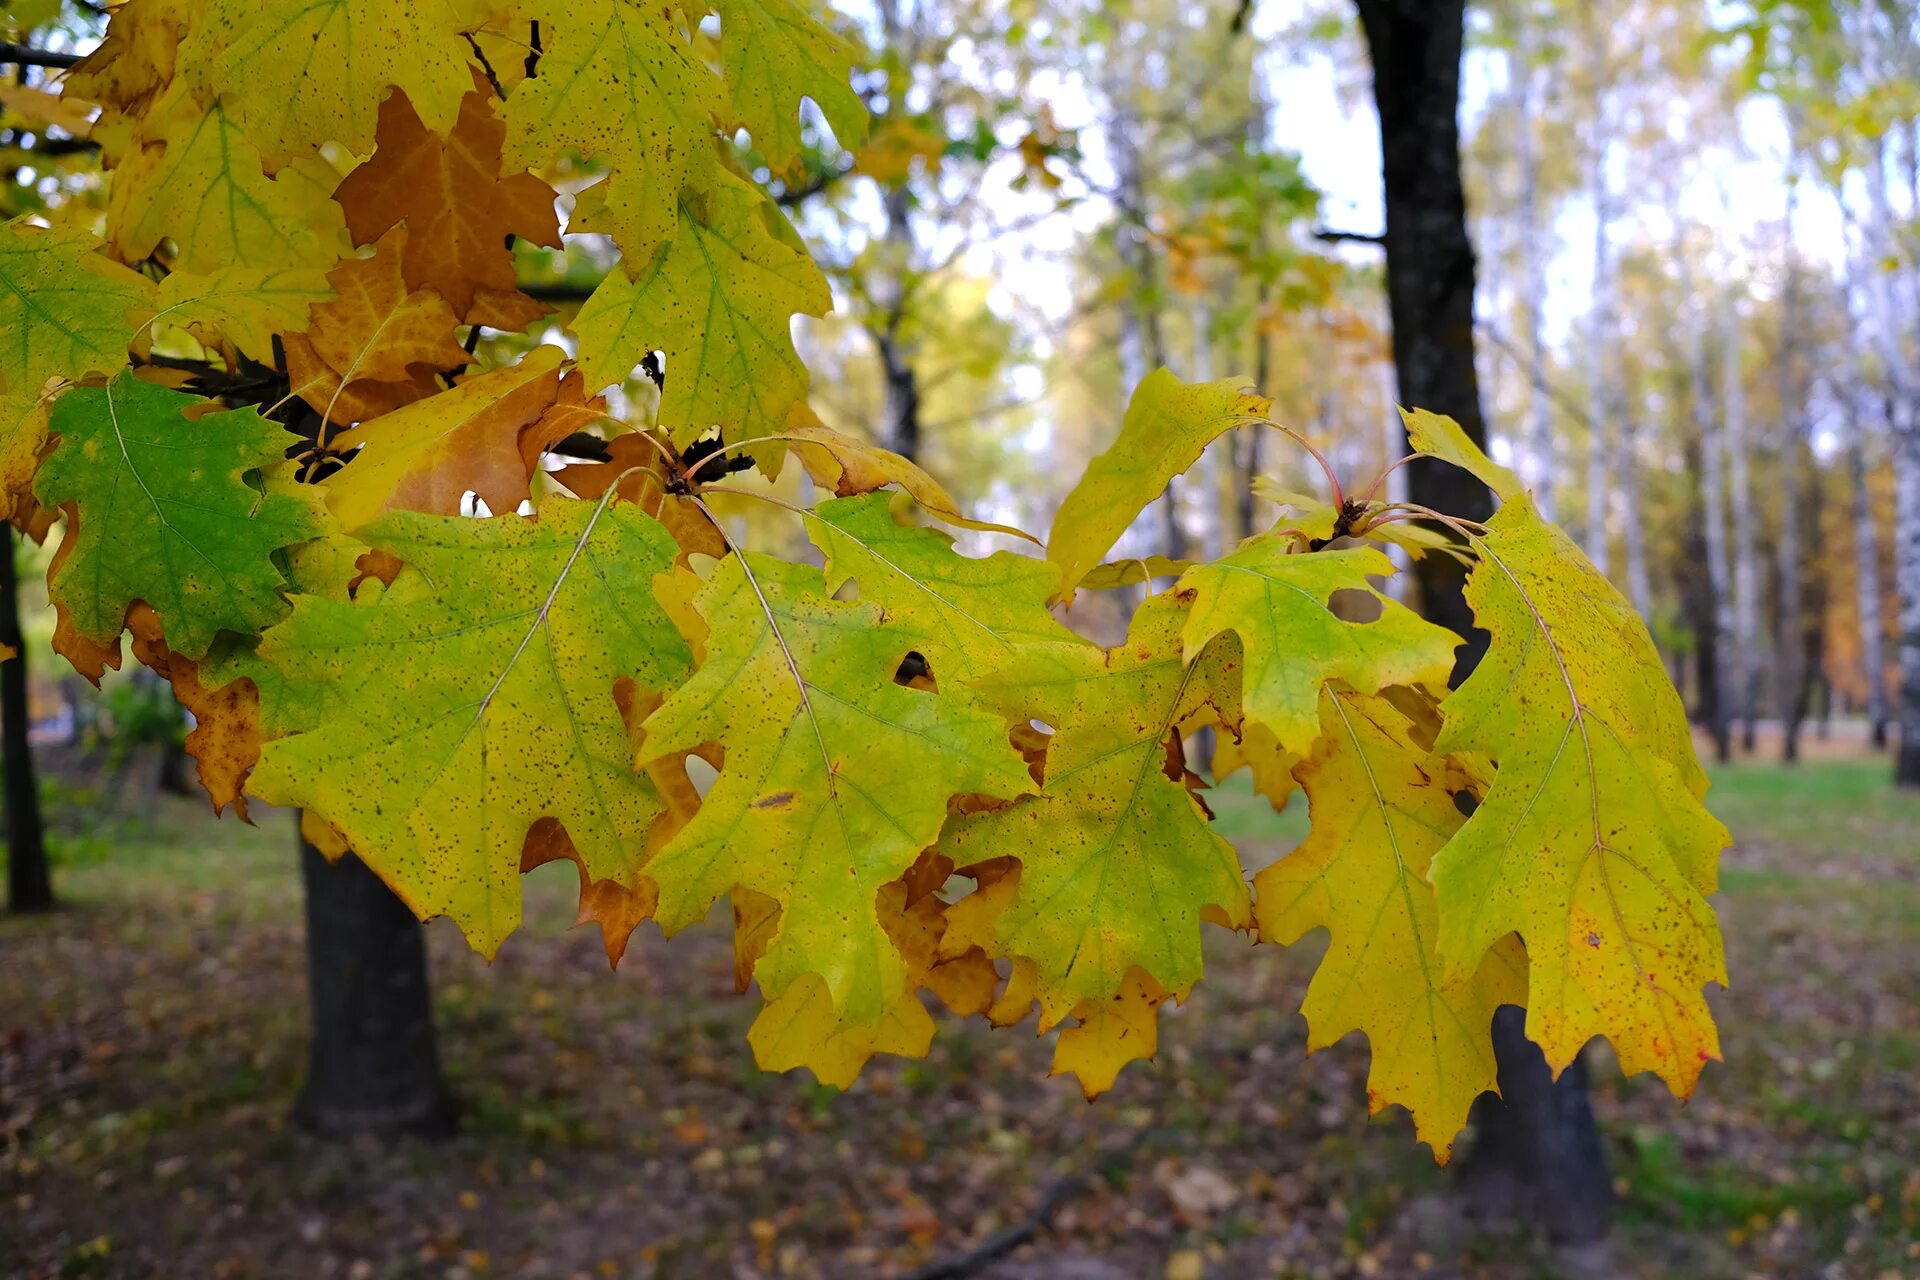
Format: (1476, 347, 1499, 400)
(2, 525, 51, 914)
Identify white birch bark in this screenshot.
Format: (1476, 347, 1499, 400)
(1583, 85, 1613, 574)
(1679, 227, 1733, 755)
(1725, 288, 1761, 750)
(1514, 14, 1555, 520)
(1776, 128, 1806, 759)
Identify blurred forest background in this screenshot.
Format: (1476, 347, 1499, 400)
(5, 1, 1920, 1278)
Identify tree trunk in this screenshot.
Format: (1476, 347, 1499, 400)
(1725, 290, 1761, 753)
(1776, 131, 1806, 764)
(296, 816, 457, 1138)
(1617, 374, 1654, 623)
(2, 525, 50, 914)
(1675, 208, 1733, 761)
(1353, 0, 1611, 1249)
(876, 183, 922, 462)
(1514, 16, 1554, 521)
(1582, 63, 1613, 575)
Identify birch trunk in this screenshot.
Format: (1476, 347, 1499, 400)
(1777, 135, 1806, 764)
(1618, 370, 1653, 621)
(1679, 237, 1733, 761)
(1724, 290, 1761, 753)
(1583, 52, 1612, 574)
(1515, 16, 1554, 519)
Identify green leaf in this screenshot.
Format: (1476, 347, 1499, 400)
(504, 0, 724, 263)
(1177, 541, 1459, 755)
(714, 0, 869, 171)
(573, 163, 829, 441)
(807, 492, 1080, 682)
(639, 551, 1029, 1027)
(36, 374, 327, 660)
(246, 499, 694, 955)
(1046, 368, 1270, 599)
(1429, 494, 1728, 1095)
(938, 593, 1251, 1025)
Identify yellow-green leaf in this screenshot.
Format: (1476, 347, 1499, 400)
(937, 594, 1250, 1027)
(503, 0, 723, 262)
(108, 91, 349, 274)
(1047, 369, 1270, 600)
(246, 499, 694, 955)
(151, 265, 334, 362)
(639, 551, 1029, 1027)
(714, 0, 868, 171)
(1429, 494, 1728, 1095)
(1177, 541, 1459, 755)
(573, 163, 828, 440)
(178, 0, 477, 159)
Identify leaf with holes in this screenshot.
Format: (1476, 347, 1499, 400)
(639, 551, 1029, 1031)
(1177, 541, 1459, 755)
(937, 594, 1251, 1034)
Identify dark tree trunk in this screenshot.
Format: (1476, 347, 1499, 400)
(2, 525, 51, 914)
(296, 816, 456, 1138)
(1354, 0, 1612, 1249)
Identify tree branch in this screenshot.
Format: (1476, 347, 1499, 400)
(0, 44, 83, 70)
(1313, 226, 1385, 246)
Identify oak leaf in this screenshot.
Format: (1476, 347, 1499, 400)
(178, 0, 477, 159)
(36, 374, 327, 661)
(108, 89, 348, 274)
(573, 163, 828, 441)
(324, 346, 595, 529)
(1177, 542, 1458, 755)
(503, 0, 723, 262)
(1047, 369, 1271, 599)
(281, 228, 470, 428)
(639, 551, 1030, 1030)
(1428, 492, 1728, 1096)
(1257, 688, 1525, 1159)
(712, 0, 868, 172)
(332, 82, 561, 328)
(246, 499, 694, 955)
(937, 594, 1251, 1027)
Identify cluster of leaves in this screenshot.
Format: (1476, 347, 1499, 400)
(0, 0, 1728, 1159)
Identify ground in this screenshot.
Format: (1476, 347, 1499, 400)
(3, 741, 1919, 1279)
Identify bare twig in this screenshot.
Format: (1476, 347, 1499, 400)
(1313, 226, 1385, 247)
(0, 44, 83, 69)
(890, 1132, 1150, 1280)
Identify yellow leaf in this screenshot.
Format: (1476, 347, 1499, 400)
(1256, 689, 1524, 1159)
(782, 409, 1035, 540)
(179, 0, 478, 159)
(151, 265, 334, 362)
(1052, 968, 1167, 1098)
(1048, 369, 1270, 599)
(713, 0, 868, 172)
(1400, 407, 1522, 503)
(573, 162, 828, 443)
(503, 0, 723, 262)
(65, 0, 192, 117)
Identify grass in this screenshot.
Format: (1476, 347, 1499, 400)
(2, 754, 1918, 1278)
